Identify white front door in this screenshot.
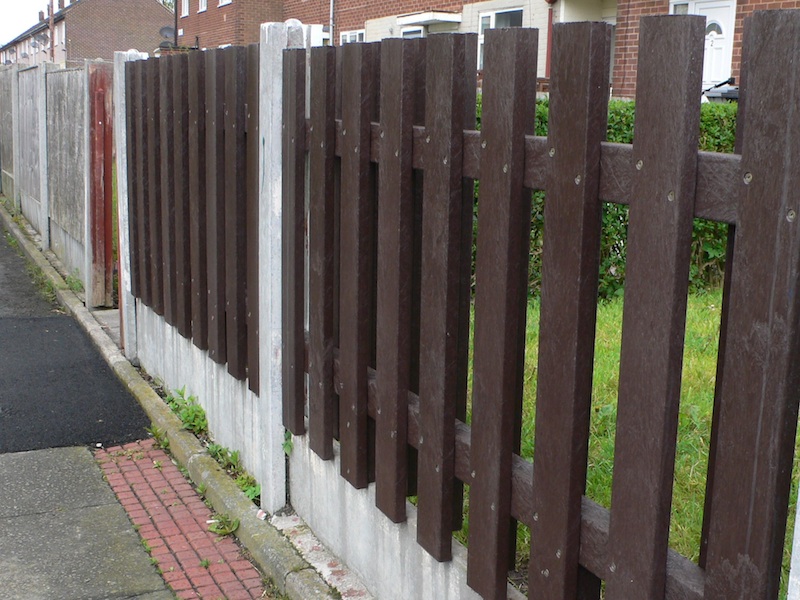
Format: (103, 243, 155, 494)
(672, 0, 736, 88)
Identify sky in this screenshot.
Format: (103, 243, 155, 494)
(0, 1, 45, 46)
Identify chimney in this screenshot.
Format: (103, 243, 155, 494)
(39, 10, 45, 22)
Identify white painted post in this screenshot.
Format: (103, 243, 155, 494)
(83, 60, 93, 308)
(11, 64, 20, 210)
(258, 20, 310, 513)
(37, 63, 50, 249)
(113, 50, 148, 361)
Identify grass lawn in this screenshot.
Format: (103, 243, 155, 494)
(460, 288, 800, 597)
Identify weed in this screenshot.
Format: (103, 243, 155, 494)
(26, 263, 58, 305)
(200, 558, 211, 569)
(65, 269, 83, 293)
(208, 513, 239, 536)
(141, 539, 152, 554)
(146, 425, 169, 450)
(196, 482, 207, 496)
(153, 460, 162, 471)
(282, 430, 294, 456)
(164, 387, 208, 436)
(235, 473, 261, 503)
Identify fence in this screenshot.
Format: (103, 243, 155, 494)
(280, 11, 800, 600)
(0, 60, 114, 308)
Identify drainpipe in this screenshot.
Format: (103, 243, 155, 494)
(49, 0, 54, 61)
(545, 0, 556, 78)
(330, 0, 335, 45)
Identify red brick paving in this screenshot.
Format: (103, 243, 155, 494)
(95, 439, 266, 600)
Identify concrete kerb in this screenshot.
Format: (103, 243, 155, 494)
(0, 201, 335, 600)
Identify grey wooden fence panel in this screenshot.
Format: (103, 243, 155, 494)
(0, 66, 15, 197)
(17, 67, 41, 230)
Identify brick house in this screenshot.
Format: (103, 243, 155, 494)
(0, 0, 172, 67)
(176, 0, 282, 48)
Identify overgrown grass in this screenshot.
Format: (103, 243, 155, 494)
(460, 288, 799, 596)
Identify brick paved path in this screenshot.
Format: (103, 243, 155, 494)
(95, 439, 267, 600)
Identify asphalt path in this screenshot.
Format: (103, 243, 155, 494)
(0, 225, 151, 453)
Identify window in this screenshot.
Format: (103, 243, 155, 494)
(340, 30, 365, 44)
(219, 0, 232, 6)
(199, 0, 207, 11)
(401, 26, 425, 39)
(181, 0, 188, 17)
(477, 8, 522, 69)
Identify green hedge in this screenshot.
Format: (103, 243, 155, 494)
(474, 97, 737, 298)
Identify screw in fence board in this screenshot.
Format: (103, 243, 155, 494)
(374, 37, 425, 522)
(206, 49, 228, 365)
(159, 55, 178, 327)
(528, 22, 610, 600)
(416, 33, 473, 562)
(308, 45, 337, 459)
(246, 43, 260, 394)
(125, 60, 140, 300)
(702, 10, 800, 599)
(172, 52, 192, 340)
(145, 57, 165, 316)
(188, 50, 208, 352)
(281, 47, 306, 435)
(133, 60, 151, 308)
(224, 46, 248, 382)
(605, 15, 704, 600)
(465, 27, 538, 600)
(337, 41, 380, 488)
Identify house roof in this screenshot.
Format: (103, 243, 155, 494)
(0, 2, 72, 52)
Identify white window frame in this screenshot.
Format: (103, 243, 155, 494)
(181, 0, 189, 17)
(219, 0, 232, 6)
(401, 26, 425, 39)
(477, 8, 523, 69)
(198, 0, 207, 11)
(340, 29, 365, 44)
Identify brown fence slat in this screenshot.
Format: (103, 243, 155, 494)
(146, 57, 164, 315)
(374, 37, 423, 521)
(703, 10, 800, 599)
(224, 46, 248, 381)
(282, 47, 306, 434)
(308, 45, 337, 458)
(134, 59, 151, 307)
(465, 28, 537, 600)
(338, 42, 379, 488)
(159, 55, 177, 326)
(416, 33, 472, 561)
(173, 53, 191, 338)
(125, 61, 140, 299)
(527, 22, 610, 600)
(246, 43, 260, 394)
(206, 49, 227, 365)
(605, 16, 704, 600)
(188, 50, 208, 351)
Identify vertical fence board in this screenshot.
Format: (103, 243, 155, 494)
(282, 47, 306, 434)
(338, 42, 379, 488)
(605, 16, 704, 600)
(704, 10, 800, 599)
(206, 49, 227, 365)
(466, 28, 538, 600)
(246, 43, 260, 394)
(417, 33, 472, 561)
(308, 46, 337, 459)
(188, 50, 208, 351)
(134, 60, 151, 307)
(224, 46, 248, 381)
(528, 22, 610, 600)
(173, 53, 192, 339)
(125, 61, 140, 299)
(145, 58, 163, 314)
(374, 38, 422, 522)
(159, 56, 177, 326)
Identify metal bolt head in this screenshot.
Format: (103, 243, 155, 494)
(503, 164, 509, 173)
(788, 209, 797, 223)
(481, 140, 487, 149)
(610, 563, 617, 573)
(548, 147, 555, 157)
(556, 549, 562, 559)
(533, 512, 539, 521)
(542, 569, 550, 578)
(667, 191, 675, 202)
(426, 135, 431, 144)
(574, 175, 581, 185)
(443, 157, 448, 165)
(380, 130, 384, 138)
(342, 129, 347, 136)
(744, 171, 753, 185)
(636, 159, 643, 171)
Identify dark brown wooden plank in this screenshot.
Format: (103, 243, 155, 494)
(374, 37, 423, 521)
(188, 50, 208, 351)
(308, 45, 337, 459)
(465, 28, 538, 600)
(134, 60, 151, 307)
(224, 46, 248, 381)
(526, 21, 610, 600)
(159, 55, 177, 326)
(173, 53, 191, 339)
(125, 60, 140, 299)
(206, 49, 227, 365)
(605, 16, 704, 600)
(703, 10, 800, 599)
(245, 43, 259, 394)
(146, 57, 164, 315)
(281, 47, 306, 434)
(416, 33, 472, 562)
(338, 42, 379, 488)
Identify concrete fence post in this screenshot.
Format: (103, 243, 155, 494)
(11, 64, 20, 210)
(114, 50, 148, 361)
(37, 64, 50, 249)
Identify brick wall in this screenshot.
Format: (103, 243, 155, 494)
(178, 0, 281, 48)
(730, 0, 800, 84)
(65, 0, 172, 63)
(611, 0, 668, 98)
